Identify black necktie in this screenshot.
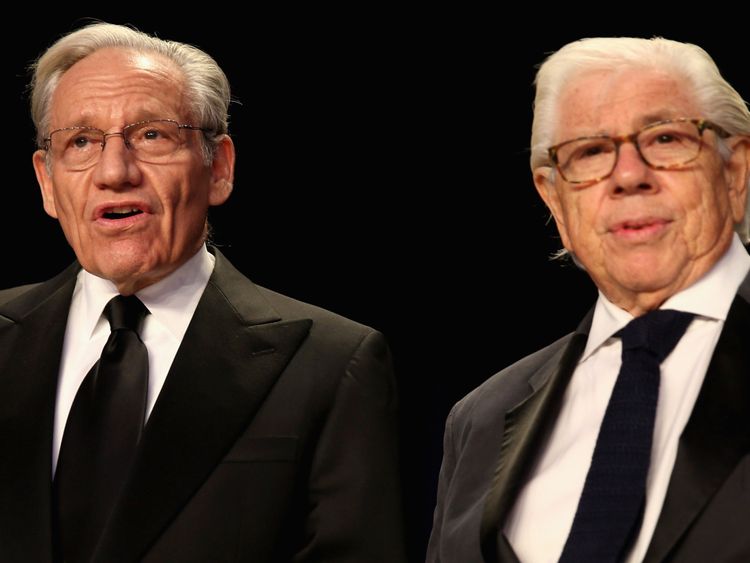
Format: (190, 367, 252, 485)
(559, 309, 694, 563)
(54, 294, 150, 562)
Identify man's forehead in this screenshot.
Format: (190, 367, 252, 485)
(59, 48, 178, 83)
(556, 68, 697, 136)
(50, 48, 186, 125)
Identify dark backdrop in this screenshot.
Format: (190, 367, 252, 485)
(5, 14, 748, 562)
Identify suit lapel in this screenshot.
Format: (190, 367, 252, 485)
(93, 250, 312, 563)
(0, 264, 78, 563)
(480, 313, 591, 562)
(644, 278, 750, 563)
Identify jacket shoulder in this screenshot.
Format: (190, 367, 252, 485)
(450, 332, 576, 426)
(0, 283, 42, 306)
(0, 262, 79, 322)
(256, 284, 380, 345)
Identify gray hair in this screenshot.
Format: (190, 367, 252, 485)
(29, 22, 231, 164)
(531, 37, 750, 243)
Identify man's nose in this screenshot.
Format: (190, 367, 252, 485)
(91, 134, 142, 189)
(608, 141, 655, 195)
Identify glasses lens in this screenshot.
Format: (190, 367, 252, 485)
(638, 121, 702, 168)
(125, 120, 184, 161)
(555, 137, 616, 183)
(50, 128, 103, 169)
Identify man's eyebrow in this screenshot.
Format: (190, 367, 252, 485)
(572, 112, 687, 138)
(636, 112, 681, 127)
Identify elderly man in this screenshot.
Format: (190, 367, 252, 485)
(428, 37, 750, 563)
(0, 22, 405, 563)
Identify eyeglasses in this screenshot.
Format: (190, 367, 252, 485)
(43, 118, 210, 170)
(548, 118, 729, 184)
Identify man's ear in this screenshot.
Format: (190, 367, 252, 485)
(33, 150, 58, 218)
(723, 136, 749, 224)
(534, 166, 571, 249)
(208, 135, 235, 206)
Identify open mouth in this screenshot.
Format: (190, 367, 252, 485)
(102, 206, 144, 220)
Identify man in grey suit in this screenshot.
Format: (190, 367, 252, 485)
(428, 37, 750, 562)
(0, 22, 406, 562)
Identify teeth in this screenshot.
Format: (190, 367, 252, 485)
(109, 207, 140, 214)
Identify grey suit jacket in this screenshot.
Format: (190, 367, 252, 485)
(427, 272, 750, 563)
(0, 248, 406, 563)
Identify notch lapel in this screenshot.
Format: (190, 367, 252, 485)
(644, 283, 750, 562)
(480, 315, 590, 563)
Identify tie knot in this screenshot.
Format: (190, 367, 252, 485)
(104, 294, 149, 332)
(619, 309, 694, 363)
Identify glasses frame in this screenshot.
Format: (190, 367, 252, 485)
(42, 118, 211, 166)
(547, 118, 730, 184)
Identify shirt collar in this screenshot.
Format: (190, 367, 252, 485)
(581, 234, 750, 362)
(76, 245, 215, 340)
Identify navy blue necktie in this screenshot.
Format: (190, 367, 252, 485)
(54, 294, 149, 562)
(559, 309, 694, 563)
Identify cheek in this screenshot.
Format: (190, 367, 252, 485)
(149, 173, 194, 213)
(166, 167, 212, 206)
(679, 170, 727, 236)
(154, 173, 213, 231)
(560, 192, 600, 240)
(52, 182, 85, 220)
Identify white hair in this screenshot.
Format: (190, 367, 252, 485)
(29, 22, 231, 164)
(531, 37, 750, 243)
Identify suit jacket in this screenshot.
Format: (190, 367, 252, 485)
(427, 272, 750, 563)
(0, 248, 406, 563)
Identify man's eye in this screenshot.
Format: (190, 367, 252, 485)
(572, 142, 610, 161)
(582, 146, 603, 157)
(72, 136, 92, 148)
(655, 134, 677, 144)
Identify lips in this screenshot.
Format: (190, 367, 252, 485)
(94, 202, 150, 221)
(609, 217, 671, 241)
(102, 206, 143, 219)
(93, 202, 152, 230)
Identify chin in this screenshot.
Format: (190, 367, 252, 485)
(613, 263, 684, 294)
(94, 261, 148, 285)
(594, 250, 683, 296)
(81, 249, 151, 285)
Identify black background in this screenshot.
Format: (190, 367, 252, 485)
(5, 13, 748, 561)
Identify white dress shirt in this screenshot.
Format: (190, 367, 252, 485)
(52, 246, 215, 473)
(504, 235, 750, 563)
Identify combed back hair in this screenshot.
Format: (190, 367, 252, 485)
(29, 22, 231, 164)
(530, 36, 750, 243)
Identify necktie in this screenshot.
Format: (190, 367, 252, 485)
(54, 294, 150, 562)
(559, 309, 694, 563)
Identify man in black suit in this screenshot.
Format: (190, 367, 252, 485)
(0, 22, 405, 562)
(428, 37, 750, 562)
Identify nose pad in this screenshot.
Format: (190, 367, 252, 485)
(101, 132, 130, 151)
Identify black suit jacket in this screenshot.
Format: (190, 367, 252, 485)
(427, 272, 750, 563)
(0, 248, 406, 563)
